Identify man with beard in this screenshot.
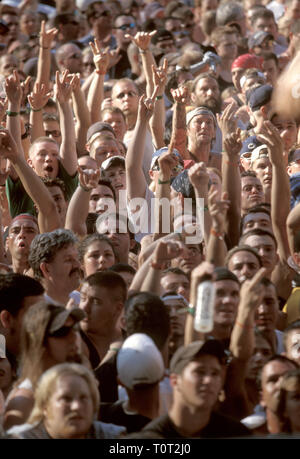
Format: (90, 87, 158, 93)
(28, 229, 81, 306)
(190, 73, 223, 154)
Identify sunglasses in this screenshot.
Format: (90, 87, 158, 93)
(115, 23, 136, 31)
(49, 323, 80, 338)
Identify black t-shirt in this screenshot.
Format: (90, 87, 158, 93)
(100, 401, 151, 433)
(94, 352, 119, 403)
(127, 412, 251, 439)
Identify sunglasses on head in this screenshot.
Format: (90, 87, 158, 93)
(115, 23, 136, 31)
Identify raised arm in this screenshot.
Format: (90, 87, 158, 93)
(71, 74, 91, 156)
(218, 103, 242, 248)
(36, 21, 58, 92)
(257, 121, 291, 262)
(126, 31, 157, 97)
(0, 130, 60, 233)
(126, 91, 157, 201)
(150, 59, 167, 149)
(87, 40, 109, 124)
(65, 166, 100, 236)
(28, 82, 52, 142)
(170, 86, 190, 160)
(188, 162, 211, 246)
(205, 186, 230, 266)
(56, 71, 78, 176)
(153, 143, 178, 240)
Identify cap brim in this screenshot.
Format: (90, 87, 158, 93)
(49, 308, 85, 334)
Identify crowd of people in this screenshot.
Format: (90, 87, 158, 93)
(0, 0, 300, 441)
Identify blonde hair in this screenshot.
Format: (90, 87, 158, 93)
(28, 363, 100, 425)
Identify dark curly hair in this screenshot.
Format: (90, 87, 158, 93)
(29, 229, 77, 280)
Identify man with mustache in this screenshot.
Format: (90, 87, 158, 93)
(28, 229, 81, 306)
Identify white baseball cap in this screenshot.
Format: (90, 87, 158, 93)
(117, 333, 164, 389)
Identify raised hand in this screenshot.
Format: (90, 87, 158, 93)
(208, 186, 230, 234)
(191, 261, 215, 284)
(137, 87, 159, 122)
(152, 58, 168, 95)
(158, 144, 179, 179)
(125, 30, 156, 50)
(28, 82, 52, 111)
(256, 120, 284, 165)
(55, 70, 77, 104)
(78, 165, 100, 191)
(239, 267, 267, 310)
(153, 239, 186, 267)
(217, 101, 238, 140)
(39, 20, 58, 49)
(223, 128, 242, 158)
(171, 86, 191, 105)
(5, 71, 22, 106)
(188, 161, 210, 190)
(89, 39, 110, 74)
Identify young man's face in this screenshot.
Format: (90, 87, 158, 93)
(215, 33, 237, 60)
(262, 59, 278, 86)
(89, 138, 122, 167)
(246, 334, 273, 382)
(271, 115, 298, 153)
(261, 360, 296, 410)
(43, 120, 62, 146)
(48, 186, 67, 226)
(255, 284, 279, 332)
(112, 81, 139, 118)
(241, 176, 264, 212)
(173, 355, 223, 410)
(284, 329, 300, 366)
(253, 17, 277, 39)
(227, 250, 261, 283)
(103, 165, 126, 192)
(101, 111, 127, 141)
(89, 184, 115, 215)
(28, 141, 60, 179)
(214, 279, 240, 328)
(242, 211, 272, 233)
(251, 156, 272, 190)
(242, 234, 277, 274)
(160, 272, 190, 301)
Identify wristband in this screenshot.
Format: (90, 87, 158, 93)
(175, 231, 183, 242)
(109, 348, 119, 352)
(156, 95, 163, 100)
(95, 69, 106, 75)
(158, 178, 171, 185)
(79, 183, 90, 192)
(187, 306, 195, 317)
(204, 205, 209, 212)
(139, 49, 148, 54)
(6, 111, 19, 117)
(21, 131, 29, 139)
(210, 227, 224, 240)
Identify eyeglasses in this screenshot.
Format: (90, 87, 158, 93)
(93, 10, 111, 19)
(116, 90, 138, 99)
(45, 130, 61, 138)
(67, 52, 81, 60)
(115, 23, 136, 31)
(49, 323, 80, 338)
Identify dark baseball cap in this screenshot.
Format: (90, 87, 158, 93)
(170, 339, 227, 374)
(248, 84, 273, 112)
(86, 122, 116, 143)
(240, 135, 263, 156)
(47, 306, 85, 335)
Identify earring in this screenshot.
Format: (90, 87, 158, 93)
(218, 389, 226, 402)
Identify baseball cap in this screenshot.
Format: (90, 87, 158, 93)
(117, 333, 165, 389)
(150, 146, 183, 170)
(248, 31, 273, 50)
(101, 155, 125, 171)
(186, 107, 217, 127)
(86, 122, 115, 143)
(231, 53, 263, 71)
(240, 135, 262, 156)
(47, 306, 85, 335)
(248, 84, 273, 112)
(170, 339, 227, 374)
(250, 144, 269, 164)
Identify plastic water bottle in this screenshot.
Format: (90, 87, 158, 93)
(194, 281, 216, 333)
